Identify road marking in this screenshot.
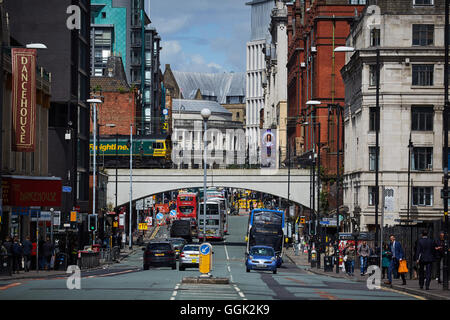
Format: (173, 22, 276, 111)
(233, 284, 246, 299)
(150, 226, 160, 240)
(224, 244, 230, 261)
(170, 282, 181, 300)
(0, 282, 21, 290)
(380, 286, 426, 300)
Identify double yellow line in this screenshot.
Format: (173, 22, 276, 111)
(149, 225, 160, 240)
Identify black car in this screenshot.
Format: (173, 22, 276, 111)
(142, 241, 176, 270)
(166, 238, 187, 259)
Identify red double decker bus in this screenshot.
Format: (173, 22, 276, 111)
(176, 192, 197, 219)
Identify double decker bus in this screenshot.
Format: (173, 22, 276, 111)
(197, 199, 224, 240)
(246, 209, 285, 266)
(176, 192, 197, 220)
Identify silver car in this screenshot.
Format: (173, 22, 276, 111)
(179, 244, 200, 271)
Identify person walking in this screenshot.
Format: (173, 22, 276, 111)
(381, 243, 391, 279)
(344, 243, 356, 276)
(3, 236, 13, 273)
(22, 236, 33, 272)
(42, 237, 54, 270)
(416, 230, 435, 290)
(12, 237, 23, 274)
(434, 231, 445, 284)
(385, 234, 406, 286)
(357, 240, 371, 276)
(325, 242, 335, 265)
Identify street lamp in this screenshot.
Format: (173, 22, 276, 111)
(407, 133, 413, 279)
(87, 98, 103, 222)
(201, 108, 211, 243)
(50, 208, 54, 244)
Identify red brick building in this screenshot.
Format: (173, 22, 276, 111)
(286, 0, 366, 215)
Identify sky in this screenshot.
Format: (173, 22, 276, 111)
(148, 0, 251, 74)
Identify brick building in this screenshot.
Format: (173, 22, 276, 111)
(286, 0, 366, 221)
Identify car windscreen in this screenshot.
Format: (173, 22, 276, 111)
(147, 243, 172, 251)
(170, 239, 185, 246)
(182, 245, 199, 252)
(250, 247, 274, 256)
(179, 206, 194, 214)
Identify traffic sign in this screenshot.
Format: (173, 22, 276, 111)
(156, 212, 164, 220)
(138, 223, 148, 230)
(199, 243, 213, 274)
(70, 211, 77, 222)
(170, 210, 177, 217)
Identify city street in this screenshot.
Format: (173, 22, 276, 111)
(0, 215, 420, 300)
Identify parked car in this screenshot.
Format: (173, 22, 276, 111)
(245, 245, 277, 274)
(142, 241, 176, 270)
(166, 238, 187, 259)
(179, 244, 200, 271)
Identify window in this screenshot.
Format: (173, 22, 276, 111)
(414, 0, 433, 5)
(412, 65, 433, 86)
(101, 12, 106, 19)
(370, 28, 380, 46)
(411, 106, 433, 131)
(369, 146, 378, 171)
(412, 187, 433, 206)
(368, 186, 377, 206)
(412, 147, 433, 170)
(369, 65, 377, 86)
(369, 107, 378, 131)
(412, 24, 434, 46)
(349, 0, 366, 4)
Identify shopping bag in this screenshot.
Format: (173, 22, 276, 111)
(398, 259, 408, 274)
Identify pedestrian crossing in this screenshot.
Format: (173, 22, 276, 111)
(170, 282, 246, 300)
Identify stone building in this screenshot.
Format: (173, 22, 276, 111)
(341, 0, 447, 232)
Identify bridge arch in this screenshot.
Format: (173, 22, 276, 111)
(106, 168, 313, 209)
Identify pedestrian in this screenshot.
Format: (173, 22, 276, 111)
(381, 243, 391, 279)
(42, 237, 54, 270)
(22, 236, 33, 272)
(344, 243, 356, 276)
(3, 236, 13, 272)
(12, 236, 23, 274)
(385, 234, 407, 286)
(433, 231, 445, 284)
(357, 240, 371, 276)
(416, 230, 435, 290)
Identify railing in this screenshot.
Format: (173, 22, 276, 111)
(77, 251, 100, 270)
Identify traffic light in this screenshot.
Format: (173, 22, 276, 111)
(88, 214, 97, 232)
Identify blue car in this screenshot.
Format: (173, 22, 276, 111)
(245, 246, 278, 274)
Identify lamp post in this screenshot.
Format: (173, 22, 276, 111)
(87, 98, 103, 245)
(443, 0, 449, 291)
(201, 108, 211, 243)
(129, 123, 133, 250)
(407, 133, 413, 279)
(50, 208, 54, 245)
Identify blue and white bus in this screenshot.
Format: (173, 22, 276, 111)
(246, 209, 285, 266)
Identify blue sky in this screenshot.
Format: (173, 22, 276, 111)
(149, 0, 250, 74)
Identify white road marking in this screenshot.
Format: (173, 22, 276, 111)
(170, 282, 181, 300)
(233, 284, 246, 299)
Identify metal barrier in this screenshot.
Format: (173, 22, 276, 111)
(98, 246, 120, 263)
(77, 251, 100, 270)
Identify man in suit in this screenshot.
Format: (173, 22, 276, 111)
(416, 230, 434, 290)
(385, 234, 406, 286)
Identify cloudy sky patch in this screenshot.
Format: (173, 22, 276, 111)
(149, 0, 250, 74)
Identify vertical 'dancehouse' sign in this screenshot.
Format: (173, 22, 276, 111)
(12, 48, 36, 152)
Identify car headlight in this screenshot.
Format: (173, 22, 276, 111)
(249, 255, 254, 260)
(271, 257, 276, 261)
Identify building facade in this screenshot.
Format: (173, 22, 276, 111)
(5, 0, 92, 230)
(246, 0, 275, 160)
(286, 0, 366, 225)
(91, 0, 162, 135)
(0, 3, 57, 241)
(264, 0, 288, 167)
(341, 0, 447, 232)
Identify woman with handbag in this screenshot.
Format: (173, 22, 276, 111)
(381, 243, 391, 279)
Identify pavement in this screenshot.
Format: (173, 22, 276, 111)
(0, 225, 160, 282)
(284, 246, 450, 300)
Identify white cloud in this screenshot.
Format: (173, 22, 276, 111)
(151, 15, 192, 34)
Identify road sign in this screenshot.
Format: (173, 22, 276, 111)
(136, 199, 144, 210)
(199, 243, 213, 274)
(70, 211, 77, 222)
(170, 210, 177, 217)
(163, 108, 168, 115)
(156, 212, 164, 220)
(62, 186, 72, 193)
(138, 223, 148, 230)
